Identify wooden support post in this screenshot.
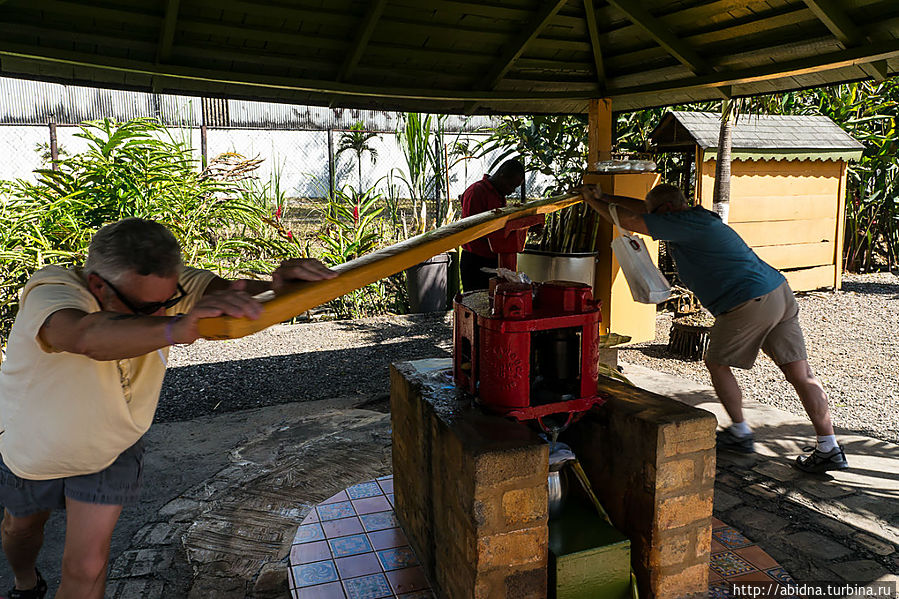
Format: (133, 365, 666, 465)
(834, 161, 848, 290)
(585, 98, 658, 343)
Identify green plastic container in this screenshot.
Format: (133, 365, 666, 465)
(548, 499, 632, 599)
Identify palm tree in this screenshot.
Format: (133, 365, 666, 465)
(336, 121, 380, 189)
(712, 98, 737, 224)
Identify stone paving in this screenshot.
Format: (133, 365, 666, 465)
(90, 362, 899, 597)
(625, 363, 899, 589)
(103, 408, 393, 598)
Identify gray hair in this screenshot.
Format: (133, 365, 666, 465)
(645, 184, 689, 212)
(85, 218, 182, 283)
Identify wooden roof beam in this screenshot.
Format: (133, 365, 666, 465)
(477, 0, 569, 90)
(156, 0, 180, 64)
(583, 0, 606, 95)
(803, 0, 862, 45)
(2, 38, 897, 104)
(336, 0, 387, 82)
(803, 0, 886, 81)
(603, 0, 711, 75)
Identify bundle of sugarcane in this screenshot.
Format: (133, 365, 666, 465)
(667, 313, 714, 360)
(537, 202, 601, 254)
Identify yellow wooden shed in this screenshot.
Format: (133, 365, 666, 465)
(650, 111, 864, 292)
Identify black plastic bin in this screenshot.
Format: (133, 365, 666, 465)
(405, 252, 451, 313)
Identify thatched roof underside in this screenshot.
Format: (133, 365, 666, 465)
(0, 0, 897, 115)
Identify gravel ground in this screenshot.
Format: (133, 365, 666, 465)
(161, 272, 899, 444)
(620, 271, 899, 445)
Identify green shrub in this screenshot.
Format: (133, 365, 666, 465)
(0, 118, 301, 342)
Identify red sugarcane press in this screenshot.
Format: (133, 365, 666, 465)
(453, 216, 607, 431)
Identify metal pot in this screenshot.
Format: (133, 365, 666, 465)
(547, 463, 569, 520)
(548, 442, 576, 520)
(516, 249, 597, 288)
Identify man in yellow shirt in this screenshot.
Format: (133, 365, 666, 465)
(0, 218, 335, 599)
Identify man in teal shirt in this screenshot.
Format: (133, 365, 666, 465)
(582, 183, 847, 473)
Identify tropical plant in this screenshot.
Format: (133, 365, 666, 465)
(803, 80, 899, 272)
(480, 115, 588, 196)
(336, 121, 380, 189)
(315, 184, 407, 318)
(395, 112, 455, 235)
(478, 115, 595, 253)
(0, 117, 300, 341)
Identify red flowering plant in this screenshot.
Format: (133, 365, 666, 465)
(315, 184, 404, 318)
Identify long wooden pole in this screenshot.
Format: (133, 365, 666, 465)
(197, 193, 581, 339)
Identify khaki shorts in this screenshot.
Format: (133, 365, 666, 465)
(706, 282, 808, 369)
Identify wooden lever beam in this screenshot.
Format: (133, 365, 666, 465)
(196, 193, 581, 339)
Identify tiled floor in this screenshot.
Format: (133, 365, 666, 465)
(290, 478, 792, 599)
(289, 476, 434, 599)
(709, 516, 797, 598)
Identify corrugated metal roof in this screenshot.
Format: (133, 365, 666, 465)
(653, 111, 865, 153)
(0, 76, 499, 131)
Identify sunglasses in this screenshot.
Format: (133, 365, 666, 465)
(100, 276, 187, 315)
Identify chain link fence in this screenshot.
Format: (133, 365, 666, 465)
(0, 123, 551, 201)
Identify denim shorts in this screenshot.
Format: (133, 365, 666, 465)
(0, 439, 145, 517)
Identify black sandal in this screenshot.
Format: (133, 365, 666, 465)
(7, 568, 47, 599)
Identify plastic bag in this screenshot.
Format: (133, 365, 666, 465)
(609, 204, 672, 304)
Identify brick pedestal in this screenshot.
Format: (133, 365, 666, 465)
(561, 375, 717, 599)
(391, 359, 715, 599)
(391, 360, 549, 599)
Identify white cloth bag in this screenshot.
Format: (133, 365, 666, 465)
(608, 204, 672, 304)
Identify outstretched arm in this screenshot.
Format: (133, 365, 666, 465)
(580, 185, 650, 235)
(203, 258, 338, 297)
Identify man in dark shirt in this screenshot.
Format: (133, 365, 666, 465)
(460, 160, 525, 290)
(581, 183, 848, 473)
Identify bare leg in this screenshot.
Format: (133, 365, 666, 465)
(55, 498, 122, 599)
(779, 359, 835, 436)
(1, 508, 51, 590)
(705, 359, 745, 424)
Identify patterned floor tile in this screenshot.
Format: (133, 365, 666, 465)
(710, 551, 758, 578)
(295, 581, 347, 599)
(289, 484, 795, 599)
(735, 546, 779, 570)
(377, 547, 420, 571)
(318, 501, 357, 521)
(291, 540, 332, 564)
(294, 523, 325, 544)
(709, 581, 734, 599)
(335, 552, 382, 579)
(348, 481, 383, 499)
(368, 528, 408, 550)
(322, 517, 364, 539)
(713, 527, 754, 550)
(765, 567, 796, 584)
(386, 566, 430, 595)
(322, 490, 349, 504)
(378, 478, 394, 494)
(343, 573, 394, 599)
(360, 511, 399, 532)
(293, 560, 339, 588)
(353, 496, 392, 515)
(329, 534, 373, 558)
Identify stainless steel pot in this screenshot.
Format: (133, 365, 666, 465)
(517, 249, 597, 288)
(547, 464, 568, 520)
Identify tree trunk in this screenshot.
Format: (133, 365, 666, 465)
(712, 98, 734, 224)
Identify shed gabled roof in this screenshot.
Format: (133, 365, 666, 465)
(650, 111, 865, 161)
(0, 0, 898, 115)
